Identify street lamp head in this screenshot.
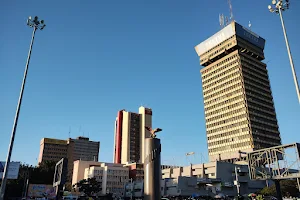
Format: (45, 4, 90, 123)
(268, 5, 275, 12)
(40, 24, 46, 30)
(272, 0, 277, 5)
(26, 16, 46, 30)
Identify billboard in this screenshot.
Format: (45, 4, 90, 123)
(53, 158, 68, 187)
(27, 184, 56, 198)
(0, 161, 20, 179)
(195, 21, 266, 56)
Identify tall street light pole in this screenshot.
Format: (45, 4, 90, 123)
(0, 16, 46, 200)
(268, 0, 300, 104)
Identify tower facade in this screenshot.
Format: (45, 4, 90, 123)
(113, 106, 152, 164)
(195, 22, 282, 162)
(38, 138, 68, 164)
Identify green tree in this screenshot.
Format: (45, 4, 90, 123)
(3, 163, 35, 199)
(3, 161, 57, 199)
(73, 178, 102, 197)
(259, 179, 299, 197)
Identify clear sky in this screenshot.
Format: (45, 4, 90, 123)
(0, 0, 300, 166)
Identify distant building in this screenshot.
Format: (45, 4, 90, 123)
(194, 21, 281, 162)
(38, 138, 68, 164)
(125, 161, 266, 198)
(67, 137, 100, 182)
(124, 163, 144, 181)
(113, 106, 152, 164)
(162, 161, 266, 196)
(38, 136, 100, 183)
(124, 162, 181, 181)
(124, 181, 144, 199)
(72, 160, 101, 186)
(73, 160, 129, 198)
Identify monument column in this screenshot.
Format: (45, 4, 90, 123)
(144, 126, 162, 200)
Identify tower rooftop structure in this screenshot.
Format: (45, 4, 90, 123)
(194, 21, 281, 162)
(195, 21, 266, 66)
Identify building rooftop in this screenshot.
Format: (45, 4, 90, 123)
(194, 21, 266, 57)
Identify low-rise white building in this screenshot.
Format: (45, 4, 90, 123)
(162, 161, 266, 197)
(74, 161, 129, 198)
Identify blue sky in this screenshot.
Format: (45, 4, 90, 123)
(0, 0, 299, 166)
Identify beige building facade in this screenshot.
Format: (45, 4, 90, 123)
(38, 138, 68, 164)
(72, 160, 101, 186)
(67, 137, 100, 182)
(39, 136, 100, 183)
(195, 22, 281, 162)
(73, 160, 129, 198)
(113, 106, 152, 164)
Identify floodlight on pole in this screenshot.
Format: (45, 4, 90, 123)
(0, 16, 46, 200)
(268, 0, 300, 104)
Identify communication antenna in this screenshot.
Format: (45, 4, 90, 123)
(248, 21, 252, 30)
(186, 152, 195, 165)
(228, 0, 234, 21)
(219, 14, 225, 29)
(68, 127, 71, 138)
(79, 125, 82, 135)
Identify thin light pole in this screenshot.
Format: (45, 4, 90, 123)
(235, 166, 240, 196)
(23, 178, 29, 199)
(268, 0, 300, 104)
(278, 8, 300, 103)
(0, 16, 45, 200)
(130, 178, 133, 200)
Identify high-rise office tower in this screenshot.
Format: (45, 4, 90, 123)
(38, 136, 100, 183)
(67, 137, 100, 182)
(38, 138, 68, 164)
(113, 106, 152, 164)
(194, 21, 282, 162)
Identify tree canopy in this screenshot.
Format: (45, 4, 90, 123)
(73, 177, 102, 197)
(1, 161, 57, 199)
(259, 179, 299, 197)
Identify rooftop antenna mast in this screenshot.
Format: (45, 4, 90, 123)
(228, 0, 234, 22)
(248, 21, 252, 30)
(219, 13, 225, 29)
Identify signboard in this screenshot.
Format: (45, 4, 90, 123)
(0, 161, 20, 179)
(53, 158, 68, 187)
(27, 184, 56, 198)
(195, 23, 235, 56)
(43, 138, 67, 145)
(235, 23, 265, 49)
(195, 21, 266, 56)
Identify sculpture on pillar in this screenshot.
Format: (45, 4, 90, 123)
(145, 126, 162, 138)
(144, 126, 162, 200)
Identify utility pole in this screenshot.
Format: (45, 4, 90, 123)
(0, 16, 45, 200)
(234, 166, 240, 197)
(268, 0, 300, 104)
(130, 178, 133, 200)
